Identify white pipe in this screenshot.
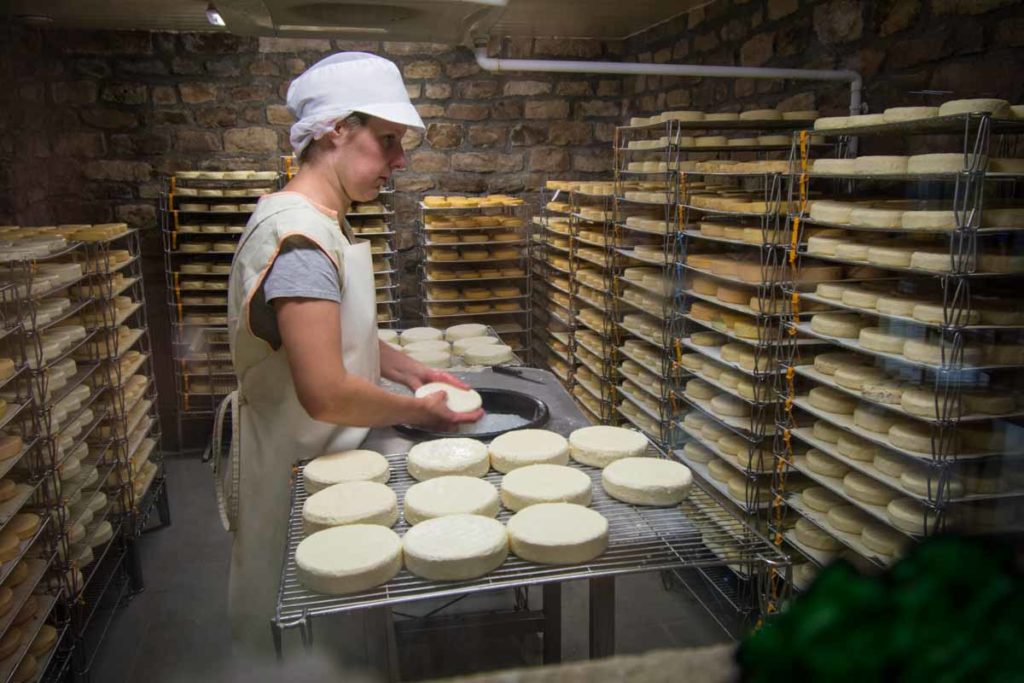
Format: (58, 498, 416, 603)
(474, 48, 863, 115)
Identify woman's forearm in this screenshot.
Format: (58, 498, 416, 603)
(305, 371, 425, 427)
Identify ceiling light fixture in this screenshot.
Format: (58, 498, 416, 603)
(206, 3, 226, 27)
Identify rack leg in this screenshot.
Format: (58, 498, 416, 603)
(155, 477, 171, 528)
(272, 623, 283, 661)
(588, 577, 615, 659)
(542, 583, 562, 664)
(126, 539, 144, 594)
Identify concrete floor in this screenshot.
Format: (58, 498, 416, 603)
(92, 458, 732, 683)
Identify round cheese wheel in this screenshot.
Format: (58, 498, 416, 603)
(404, 340, 452, 356)
(710, 394, 751, 418)
(886, 497, 931, 534)
(882, 106, 938, 122)
(403, 514, 508, 581)
(400, 327, 444, 345)
(911, 302, 980, 325)
(802, 486, 841, 512)
(378, 329, 399, 344)
(445, 323, 488, 341)
(812, 158, 856, 174)
(811, 312, 865, 338)
(814, 282, 848, 301)
(813, 351, 869, 376)
(900, 468, 964, 499)
(506, 503, 609, 564)
(408, 438, 489, 480)
(860, 523, 906, 556)
(834, 242, 870, 262)
(499, 464, 592, 511)
(874, 294, 919, 317)
(963, 391, 1015, 415)
(909, 250, 960, 272)
(850, 207, 903, 229)
(854, 405, 898, 434)
(304, 450, 390, 493)
(490, 430, 569, 473)
(858, 327, 908, 354)
(853, 156, 909, 175)
(887, 421, 940, 454)
(402, 476, 499, 525)
(295, 525, 402, 594)
(464, 344, 513, 366)
(904, 339, 983, 366)
(937, 98, 1010, 118)
(728, 476, 771, 505)
(809, 386, 857, 414)
(414, 382, 482, 413)
(843, 471, 898, 506)
(867, 245, 913, 268)
(901, 210, 957, 231)
(682, 441, 714, 464)
(907, 153, 982, 174)
(601, 457, 693, 506)
(0, 435, 23, 461)
(569, 426, 648, 468)
(873, 450, 908, 478)
(685, 379, 717, 400)
(813, 419, 844, 444)
(690, 331, 726, 347)
(794, 517, 842, 551)
(900, 388, 961, 419)
(861, 379, 904, 405)
(701, 422, 730, 442)
(805, 448, 850, 478)
(841, 287, 881, 309)
(707, 458, 734, 482)
(834, 365, 887, 391)
(302, 481, 399, 535)
(826, 504, 871, 534)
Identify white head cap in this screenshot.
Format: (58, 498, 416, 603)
(286, 52, 425, 157)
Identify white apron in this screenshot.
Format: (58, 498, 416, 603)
(215, 192, 380, 651)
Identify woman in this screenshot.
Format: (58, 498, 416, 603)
(218, 52, 482, 649)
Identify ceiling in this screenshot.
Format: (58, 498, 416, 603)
(0, 0, 700, 42)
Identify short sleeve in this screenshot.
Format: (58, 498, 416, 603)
(249, 239, 342, 348)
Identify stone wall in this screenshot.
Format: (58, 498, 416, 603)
(620, 0, 1024, 125)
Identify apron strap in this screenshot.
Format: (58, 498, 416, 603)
(212, 390, 240, 532)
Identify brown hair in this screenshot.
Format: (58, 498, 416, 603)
(298, 111, 370, 165)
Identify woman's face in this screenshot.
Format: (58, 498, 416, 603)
(334, 116, 408, 202)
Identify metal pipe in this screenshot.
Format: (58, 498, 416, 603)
(473, 48, 863, 115)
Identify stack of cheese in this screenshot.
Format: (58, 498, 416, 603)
(386, 325, 514, 368)
(813, 98, 1024, 132)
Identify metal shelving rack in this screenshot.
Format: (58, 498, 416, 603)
(610, 126, 688, 448)
(772, 112, 1024, 603)
(529, 184, 576, 389)
(160, 170, 281, 447)
(416, 195, 532, 360)
(612, 112, 823, 617)
(349, 186, 400, 329)
(566, 183, 622, 425)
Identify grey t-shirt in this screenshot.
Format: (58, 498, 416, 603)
(250, 239, 341, 348)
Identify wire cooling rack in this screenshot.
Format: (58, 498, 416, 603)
(274, 444, 786, 633)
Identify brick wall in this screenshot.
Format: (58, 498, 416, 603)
(619, 0, 1024, 124)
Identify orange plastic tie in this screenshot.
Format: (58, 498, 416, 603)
(789, 216, 800, 265)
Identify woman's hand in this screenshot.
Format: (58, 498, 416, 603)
(407, 368, 472, 392)
(411, 391, 484, 431)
